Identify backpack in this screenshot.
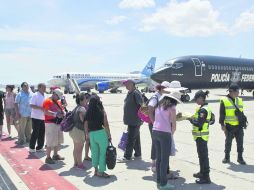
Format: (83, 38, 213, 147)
(60, 106, 79, 132)
(106, 142, 117, 170)
(137, 94, 158, 123)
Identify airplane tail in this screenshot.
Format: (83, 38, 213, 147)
(141, 57, 156, 76)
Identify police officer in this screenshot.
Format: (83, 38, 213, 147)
(188, 90, 212, 184)
(220, 83, 246, 165)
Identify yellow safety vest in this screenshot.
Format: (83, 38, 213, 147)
(221, 97, 243, 126)
(192, 105, 211, 141)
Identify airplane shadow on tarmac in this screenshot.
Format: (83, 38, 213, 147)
(227, 162, 254, 173)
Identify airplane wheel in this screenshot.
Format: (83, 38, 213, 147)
(181, 94, 190, 102)
(185, 94, 190, 102)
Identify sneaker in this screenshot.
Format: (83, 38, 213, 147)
(52, 154, 65, 160)
(29, 148, 36, 153)
(45, 157, 55, 164)
(117, 157, 131, 163)
(36, 148, 45, 152)
(76, 164, 85, 170)
(159, 183, 175, 190)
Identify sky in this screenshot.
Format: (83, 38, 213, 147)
(0, 0, 254, 85)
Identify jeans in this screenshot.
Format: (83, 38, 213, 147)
(124, 125, 141, 159)
(153, 130, 171, 186)
(225, 124, 244, 154)
(148, 123, 156, 160)
(196, 137, 210, 177)
(29, 118, 45, 150)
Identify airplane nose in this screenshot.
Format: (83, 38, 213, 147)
(151, 71, 166, 83)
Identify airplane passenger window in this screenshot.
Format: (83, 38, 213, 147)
(208, 65, 211, 70)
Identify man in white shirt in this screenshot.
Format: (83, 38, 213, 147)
(29, 83, 46, 152)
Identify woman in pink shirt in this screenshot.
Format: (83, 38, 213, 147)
(4, 85, 18, 138)
(153, 91, 182, 190)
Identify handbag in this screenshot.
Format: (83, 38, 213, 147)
(106, 141, 117, 170)
(231, 99, 248, 129)
(118, 131, 128, 151)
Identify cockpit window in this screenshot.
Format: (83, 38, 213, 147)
(172, 62, 183, 69)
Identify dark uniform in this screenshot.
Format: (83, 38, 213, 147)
(0, 91, 5, 137)
(189, 90, 212, 184)
(219, 84, 246, 165)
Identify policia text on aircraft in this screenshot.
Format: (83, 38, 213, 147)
(187, 90, 215, 184)
(220, 83, 247, 165)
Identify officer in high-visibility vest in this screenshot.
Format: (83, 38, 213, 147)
(188, 90, 211, 184)
(220, 83, 246, 165)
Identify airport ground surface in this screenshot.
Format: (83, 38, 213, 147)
(0, 89, 254, 190)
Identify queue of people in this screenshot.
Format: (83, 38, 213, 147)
(0, 80, 249, 189)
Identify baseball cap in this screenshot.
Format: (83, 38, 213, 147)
(229, 83, 240, 91)
(53, 89, 64, 99)
(123, 79, 136, 85)
(194, 90, 207, 100)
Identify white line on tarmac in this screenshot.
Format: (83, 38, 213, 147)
(0, 155, 29, 190)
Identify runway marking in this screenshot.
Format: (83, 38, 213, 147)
(0, 136, 78, 190)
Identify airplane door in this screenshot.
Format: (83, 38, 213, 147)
(192, 58, 202, 76)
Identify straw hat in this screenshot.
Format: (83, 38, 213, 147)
(164, 81, 188, 93)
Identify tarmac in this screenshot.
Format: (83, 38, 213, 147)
(0, 88, 254, 190)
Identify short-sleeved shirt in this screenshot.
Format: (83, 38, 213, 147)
(123, 89, 143, 126)
(73, 106, 86, 131)
(4, 92, 16, 109)
(84, 111, 104, 132)
(15, 90, 33, 117)
(30, 91, 46, 120)
(43, 98, 63, 123)
(148, 92, 161, 107)
(153, 106, 176, 133)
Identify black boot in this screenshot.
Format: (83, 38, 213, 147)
(195, 176, 211, 184)
(222, 153, 230, 164)
(237, 153, 246, 165)
(193, 172, 203, 178)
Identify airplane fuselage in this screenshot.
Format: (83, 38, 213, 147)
(151, 55, 254, 90)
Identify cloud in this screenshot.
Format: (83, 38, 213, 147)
(105, 16, 127, 25)
(119, 0, 155, 9)
(232, 8, 254, 34)
(140, 0, 227, 37)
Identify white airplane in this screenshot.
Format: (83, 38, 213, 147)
(48, 57, 156, 93)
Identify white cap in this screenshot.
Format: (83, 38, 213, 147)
(53, 89, 63, 99)
(164, 81, 188, 93)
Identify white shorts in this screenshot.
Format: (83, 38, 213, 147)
(45, 123, 64, 147)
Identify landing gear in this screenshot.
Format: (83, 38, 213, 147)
(99, 91, 104, 94)
(181, 94, 190, 102)
(252, 91, 254, 98)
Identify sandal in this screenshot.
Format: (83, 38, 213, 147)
(97, 172, 110, 178)
(84, 157, 92, 161)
